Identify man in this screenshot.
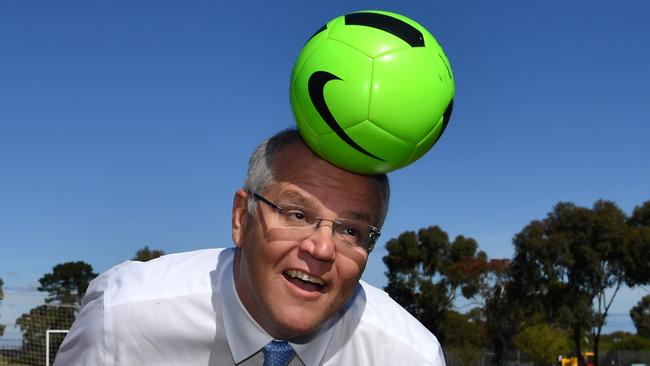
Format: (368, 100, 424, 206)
(55, 129, 445, 365)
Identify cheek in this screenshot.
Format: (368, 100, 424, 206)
(337, 246, 368, 276)
(335, 252, 368, 291)
(241, 225, 295, 277)
(239, 225, 269, 282)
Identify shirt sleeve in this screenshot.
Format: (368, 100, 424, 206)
(53, 264, 121, 365)
(431, 338, 447, 366)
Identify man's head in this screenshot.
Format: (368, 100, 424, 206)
(231, 129, 389, 339)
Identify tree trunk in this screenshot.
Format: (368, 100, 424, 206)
(573, 326, 585, 366)
(593, 329, 601, 366)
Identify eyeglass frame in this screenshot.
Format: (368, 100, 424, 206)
(250, 192, 380, 252)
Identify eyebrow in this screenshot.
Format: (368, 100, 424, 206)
(277, 190, 318, 208)
(277, 190, 374, 224)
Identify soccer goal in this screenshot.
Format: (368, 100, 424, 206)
(46, 329, 69, 366)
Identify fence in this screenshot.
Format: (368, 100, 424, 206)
(443, 350, 650, 366)
(0, 291, 76, 366)
(2, 290, 650, 366)
(600, 350, 650, 366)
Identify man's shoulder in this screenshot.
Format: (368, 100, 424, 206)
(358, 281, 438, 339)
(94, 247, 233, 308)
(335, 281, 443, 363)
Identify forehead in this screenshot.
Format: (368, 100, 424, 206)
(268, 141, 382, 223)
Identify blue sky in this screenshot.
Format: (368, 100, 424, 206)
(1, 0, 649, 335)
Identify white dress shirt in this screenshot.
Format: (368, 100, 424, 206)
(55, 248, 445, 366)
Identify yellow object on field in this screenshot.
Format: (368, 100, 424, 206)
(561, 352, 595, 366)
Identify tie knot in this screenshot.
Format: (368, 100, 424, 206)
(263, 341, 295, 366)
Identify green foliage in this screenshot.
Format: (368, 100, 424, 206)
(629, 200, 650, 227)
(600, 331, 650, 351)
(625, 201, 650, 284)
(133, 246, 165, 262)
(615, 335, 650, 351)
(444, 310, 486, 366)
(383, 227, 451, 340)
(15, 304, 76, 366)
(383, 225, 506, 346)
(509, 200, 644, 365)
(450, 344, 483, 366)
(379, 198, 650, 361)
(631, 295, 650, 338)
(12, 261, 97, 363)
(38, 261, 97, 306)
(444, 310, 487, 349)
(484, 280, 526, 363)
(514, 324, 570, 365)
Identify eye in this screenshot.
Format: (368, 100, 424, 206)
(345, 227, 360, 237)
(284, 209, 307, 222)
(339, 223, 362, 238)
(291, 211, 305, 220)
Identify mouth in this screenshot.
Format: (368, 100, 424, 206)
(283, 269, 325, 292)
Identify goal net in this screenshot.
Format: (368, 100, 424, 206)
(0, 290, 76, 366)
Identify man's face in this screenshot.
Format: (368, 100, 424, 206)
(231, 140, 382, 339)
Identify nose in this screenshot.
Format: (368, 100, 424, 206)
(300, 219, 336, 261)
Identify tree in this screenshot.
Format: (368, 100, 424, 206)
(446, 254, 517, 365)
(445, 310, 485, 366)
(16, 261, 97, 363)
(38, 261, 97, 306)
(0, 277, 5, 336)
(484, 280, 526, 365)
(383, 225, 502, 345)
(133, 246, 165, 262)
(629, 200, 650, 227)
(513, 324, 570, 366)
(625, 201, 650, 285)
(626, 201, 650, 338)
(631, 295, 650, 338)
(600, 331, 650, 351)
(15, 304, 76, 365)
(383, 228, 449, 340)
(510, 200, 650, 366)
(444, 309, 487, 350)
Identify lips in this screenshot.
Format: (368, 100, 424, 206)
(284, 269, 325, 292)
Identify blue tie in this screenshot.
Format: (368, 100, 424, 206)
(263, 340, 295, 366)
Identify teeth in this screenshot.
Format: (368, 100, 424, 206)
(285, 270, 324, 286)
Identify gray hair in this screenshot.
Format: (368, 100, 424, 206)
(243, 128, 390, 228)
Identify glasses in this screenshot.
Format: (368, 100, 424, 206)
(252, 193, 380, 252)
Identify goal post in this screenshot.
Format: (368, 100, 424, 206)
(46, 329, 69, 366)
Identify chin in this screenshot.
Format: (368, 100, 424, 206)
(271, 313, 326, 340)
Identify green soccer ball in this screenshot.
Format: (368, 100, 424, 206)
(290, 10, 455, 174)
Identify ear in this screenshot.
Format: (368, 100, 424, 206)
(231, 189, 250, 248)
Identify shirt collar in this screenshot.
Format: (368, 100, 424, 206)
(219, 248, 337, 365)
